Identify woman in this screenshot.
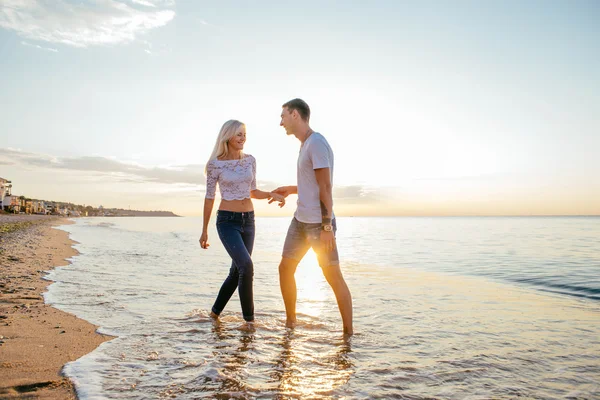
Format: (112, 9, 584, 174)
(199, 119, 284, 328)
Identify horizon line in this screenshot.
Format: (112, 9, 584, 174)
(180, 214, 600, 218)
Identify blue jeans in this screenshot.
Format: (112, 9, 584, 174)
(212, 210, 255, 322)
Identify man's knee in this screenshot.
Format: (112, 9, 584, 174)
(322, 264, 344, 285)
(279, 257, 298, 276)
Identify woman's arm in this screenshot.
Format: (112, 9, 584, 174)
(251, 190, 286, 207)
(200, 198, 215, 249)
(250, 189, 272, 200)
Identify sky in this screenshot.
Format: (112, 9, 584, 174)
(1, 0, 599, 217)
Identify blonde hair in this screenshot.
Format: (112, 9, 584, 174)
(205, 120, 245, 174)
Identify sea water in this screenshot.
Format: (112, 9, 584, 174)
(45, 216, 600, 399)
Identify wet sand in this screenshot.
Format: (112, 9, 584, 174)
(0, 215, 112, 399)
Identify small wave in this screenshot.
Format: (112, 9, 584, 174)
(185, 309, 215, 322)
(175, 328, 204, 334)
(512, 277, 600, 300)
(296, 320, 331, 331)
(90, 222, 117, 228)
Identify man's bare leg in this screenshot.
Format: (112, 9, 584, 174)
(279, 257, 299, 328)
(322, 264, 353, 335)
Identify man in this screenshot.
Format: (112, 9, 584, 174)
(271, 98, 353, 336)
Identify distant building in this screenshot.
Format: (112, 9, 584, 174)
(26, 200, 45, 214)
(1, 195, 20, 213)
(0, 177, 13, 211)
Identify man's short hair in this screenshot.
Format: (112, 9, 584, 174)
(282, 98, 310, 121)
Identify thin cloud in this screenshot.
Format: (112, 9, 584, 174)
(139, 39, 170, 55)
(0, 148, 204, 185)
(0, 0, 175, 48)
(414, 173, 508, 182)
(21, 40, 58, 52)
(334, 185, 382, 203)
(1, 148, 392, 204)
(129, 0, 157, 7)
(334, 185, 366, 199)
(194, 16, 218, 29)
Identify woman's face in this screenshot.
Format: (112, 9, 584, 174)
(228, 125, 246, 151)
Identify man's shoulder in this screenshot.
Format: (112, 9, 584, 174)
(312, 131, 326, 140)
(308, 132, 332, 151)
(307, 132, 327, 145)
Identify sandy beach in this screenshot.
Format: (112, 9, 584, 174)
(0, 215, 112, 399)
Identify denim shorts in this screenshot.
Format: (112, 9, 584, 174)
(282, 217, 339, 267)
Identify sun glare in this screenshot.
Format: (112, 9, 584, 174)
(295, 249, 329, 317)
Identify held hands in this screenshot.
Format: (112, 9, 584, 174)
(199, 231, 209, 249)
(271, 186, 293, 198)
(268, 191, 286, 208)
(268, 186, 293, 207)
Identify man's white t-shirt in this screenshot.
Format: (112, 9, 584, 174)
(294, 132, 335, 223)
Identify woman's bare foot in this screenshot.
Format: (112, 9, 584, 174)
(285, 318, 296, 329)
(238, 321, 256, 331)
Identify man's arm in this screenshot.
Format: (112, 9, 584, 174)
(314, 168, 333, 222)
(315, 168, 335, 250)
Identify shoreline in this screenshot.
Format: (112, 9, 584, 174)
(0, 215, 112, 399)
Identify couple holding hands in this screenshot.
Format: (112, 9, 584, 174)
(199, 98, 353, 336)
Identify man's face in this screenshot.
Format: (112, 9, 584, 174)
(280, 107, 294, 135)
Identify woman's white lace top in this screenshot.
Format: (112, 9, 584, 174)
(205, 154, 257, 200)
